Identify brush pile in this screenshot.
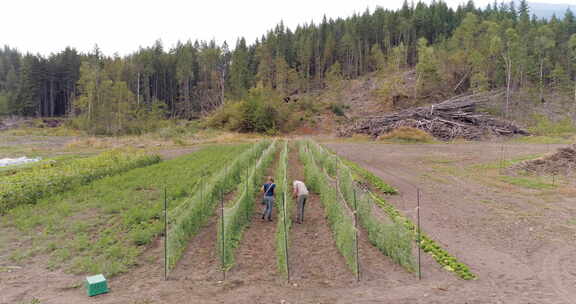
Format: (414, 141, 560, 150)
(338, 91, 529, 141)
(512, 144, 576, 176)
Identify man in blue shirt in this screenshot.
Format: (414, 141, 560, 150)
(261, 176, 276, 222)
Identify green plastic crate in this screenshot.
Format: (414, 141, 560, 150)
(85, 274, 109, 297)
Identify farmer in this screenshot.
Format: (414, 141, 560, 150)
(261, 176, 276, 221)
(292, 180, 309, 224)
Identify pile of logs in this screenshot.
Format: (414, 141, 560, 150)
(338, 91, 529, 141)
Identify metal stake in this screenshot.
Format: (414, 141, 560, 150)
(164, 186, 168, 281)
(353, 188, 360, 282)
(221, 189, 226, 281)
(282, 193, 290, 282)
(417, 188, 421, 280)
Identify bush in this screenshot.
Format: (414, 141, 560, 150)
(207, 88, 294, 134)
(378, 127, 436, 143)
(330, 103, 346, 116)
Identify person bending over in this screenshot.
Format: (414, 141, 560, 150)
(292, 180, 309, 224)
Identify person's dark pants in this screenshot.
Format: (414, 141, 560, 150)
(297, 194, 308, 223)
(263, 196, 274, 220)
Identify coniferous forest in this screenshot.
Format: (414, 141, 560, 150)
(1, 0, 575, 135)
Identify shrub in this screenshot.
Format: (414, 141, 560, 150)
(207, 88, 295, 134)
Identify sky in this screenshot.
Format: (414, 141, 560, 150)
(0, 0, 572, 56)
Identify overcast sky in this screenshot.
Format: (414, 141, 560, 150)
(1, 0, 571, 56)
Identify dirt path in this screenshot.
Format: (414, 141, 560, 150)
(327, 142, 576, 304)
(286, 144, 352, 286)
(226, 149, 281, 283)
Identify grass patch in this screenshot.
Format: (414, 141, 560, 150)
(378, 127, 437, 143)
(499, 176, 557, 190)
(512, 135, 574, 144)
(473, 154, 543, 170)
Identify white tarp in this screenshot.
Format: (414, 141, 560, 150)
(0, 156, 41, 167)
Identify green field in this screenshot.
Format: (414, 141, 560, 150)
(4, 144, 249, 276)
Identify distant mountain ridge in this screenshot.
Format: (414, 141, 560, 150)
(528, 2, 574, 19)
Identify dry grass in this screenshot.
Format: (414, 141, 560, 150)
(65, 130, 263, 150)
(378, 127, 436, 143)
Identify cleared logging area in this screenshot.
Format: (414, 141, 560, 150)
(0, 150, 160, 214)
(3, 144, 248, 277)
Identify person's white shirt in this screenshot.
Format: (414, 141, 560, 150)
(293, 180, 309, 196)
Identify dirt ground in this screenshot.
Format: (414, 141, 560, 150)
(2, 141, 576, 303)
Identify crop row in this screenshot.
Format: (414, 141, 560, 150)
(299, 141, 359, 275)
(0, 150, 160, 214)
(305, 140, 415, 272)
(274, 141, 292, 278)
(166, 140, 272, 271)
(217, 140, 277, 270)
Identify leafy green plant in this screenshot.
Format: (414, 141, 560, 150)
(0, 150, 160, 214)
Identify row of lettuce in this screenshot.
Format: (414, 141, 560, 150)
(315, 140, 476, 280)
(0, 150, 160, 215)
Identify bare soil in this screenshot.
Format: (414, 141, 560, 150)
(326, 141, 576, 304)
(3, 141, 576, 303)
